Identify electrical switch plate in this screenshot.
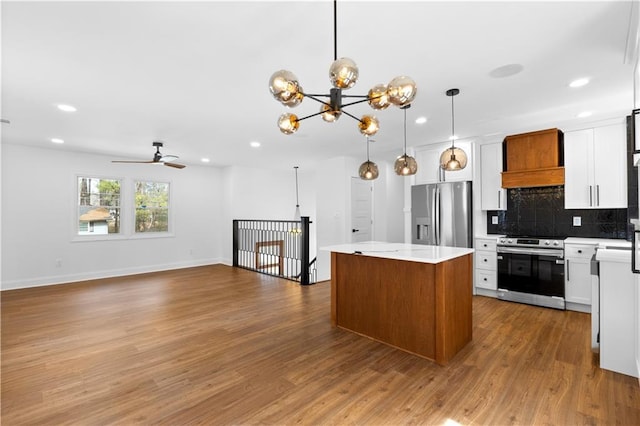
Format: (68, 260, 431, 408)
(491, 216, 498, 225)
(573, 216, 582, 226)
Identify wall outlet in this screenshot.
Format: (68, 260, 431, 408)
(491, 216, 499, 225)
(573, 216, 582, 226)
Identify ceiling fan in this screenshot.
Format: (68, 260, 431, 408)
(112, 141, 186, 169)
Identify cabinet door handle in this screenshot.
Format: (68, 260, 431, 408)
(483, 277, 488, 281)
(498, 190, 501, 209)
(577, 249, 582, 254)
(596, 184, 600, 206)
(566, 259, 570, 281)
(589, 185, 593, 207)
(483, 243, 488, 248)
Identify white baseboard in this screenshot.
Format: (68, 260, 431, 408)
(1, 258, 224, 291)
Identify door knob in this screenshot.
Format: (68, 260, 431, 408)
(352, 229, 359, 233)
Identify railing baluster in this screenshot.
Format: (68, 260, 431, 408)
(231, 217, 314, 284)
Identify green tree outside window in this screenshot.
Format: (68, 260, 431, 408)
(135, 181, 170, 233)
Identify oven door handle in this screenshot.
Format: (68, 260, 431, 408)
(496, 246, 564, 257)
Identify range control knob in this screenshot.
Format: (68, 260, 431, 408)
(507, 239, 513, 244)
(553, 241, 560, 246)
(544, 240, 550, 246)
(499, 238, 506, 244)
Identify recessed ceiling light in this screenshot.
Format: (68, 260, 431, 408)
(577, 111, 592, 118)
(57, 104, 77, 112)
(201, 158, 210, 163)
(489, 63, 524, 78)
(415, 117, 427, 125)
(51, 138, 64, 144)
(569, 78, 589, 88)
(250, 141, 261, 148)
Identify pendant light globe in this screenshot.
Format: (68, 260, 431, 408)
(329, 57, 359, 89)
(278, 113, 300, 134)
(387, 76, 418, 107)
(358, 115, 379, 136)
(359, 137, 379, 180)
(440, 147, 467, 171)
(394, 105, 418, 176)
(441, 88, 467, 171)
(320, 104, 342, 122)
(269, 70, 301, 103)
(394, 154, 418, 176)
(368, 84, 391, 110)
(359, 161, 379, 180)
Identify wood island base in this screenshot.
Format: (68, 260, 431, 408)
(330, 251, 473, 365)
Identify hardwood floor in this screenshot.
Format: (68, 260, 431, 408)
(2, 265, 639, 425)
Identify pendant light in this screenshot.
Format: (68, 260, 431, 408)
(293, 166, 301, 222)
(358, 137, 379, 180)
(269, 0, 416, 137)
(440, 88, 467, 171)
(394, 104, 418, 176)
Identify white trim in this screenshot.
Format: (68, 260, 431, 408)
(73, 174, 125, 241)
(624, 0, 639, 67)
(132, 178, 173, 235)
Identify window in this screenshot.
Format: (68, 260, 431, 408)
(77, 177, 121, 235)
(135, 181, 170, 233)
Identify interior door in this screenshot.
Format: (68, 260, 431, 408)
(351, 178, 373, 243)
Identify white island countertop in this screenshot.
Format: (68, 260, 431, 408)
(320, 241, 474, 264)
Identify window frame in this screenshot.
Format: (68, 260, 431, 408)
(72, 174, 127, 242)
(130, 178, 174, 239)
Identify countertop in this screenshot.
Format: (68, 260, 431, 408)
(565, 237, 631, 248)
(320, 241, 474, 264)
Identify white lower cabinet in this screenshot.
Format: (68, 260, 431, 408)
(564, 243, 597, 312)
(475, 237, 497, 291)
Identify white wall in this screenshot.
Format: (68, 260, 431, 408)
(315, 157, 349, 281)
(219, 165, 317, 265)
(315, 155, 405, 281)
(1, 144, 224, 289)
(1, 145, 406, 289)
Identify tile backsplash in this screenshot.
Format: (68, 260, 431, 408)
(486, 186, 630, 239)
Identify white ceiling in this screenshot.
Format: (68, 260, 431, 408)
(1, 1, 637, 171)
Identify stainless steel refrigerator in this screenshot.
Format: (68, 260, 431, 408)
(411, 181, 473, 248)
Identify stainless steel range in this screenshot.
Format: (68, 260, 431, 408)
(496, 236, 566, 310)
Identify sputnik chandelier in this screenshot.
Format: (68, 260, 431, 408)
(268, 0, 417, 136)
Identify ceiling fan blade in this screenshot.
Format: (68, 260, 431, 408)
(164, 162, 186, 169)
(112, 160, 155, 164)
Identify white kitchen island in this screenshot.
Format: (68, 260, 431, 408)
(321, 242, 474, 365)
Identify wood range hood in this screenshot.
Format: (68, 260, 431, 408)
(501, 128, 564, 188)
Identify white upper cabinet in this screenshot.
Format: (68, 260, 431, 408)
(480, 142, 506, 210)
(414, 141, 473, 184)
(564, 123, 627, 209)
